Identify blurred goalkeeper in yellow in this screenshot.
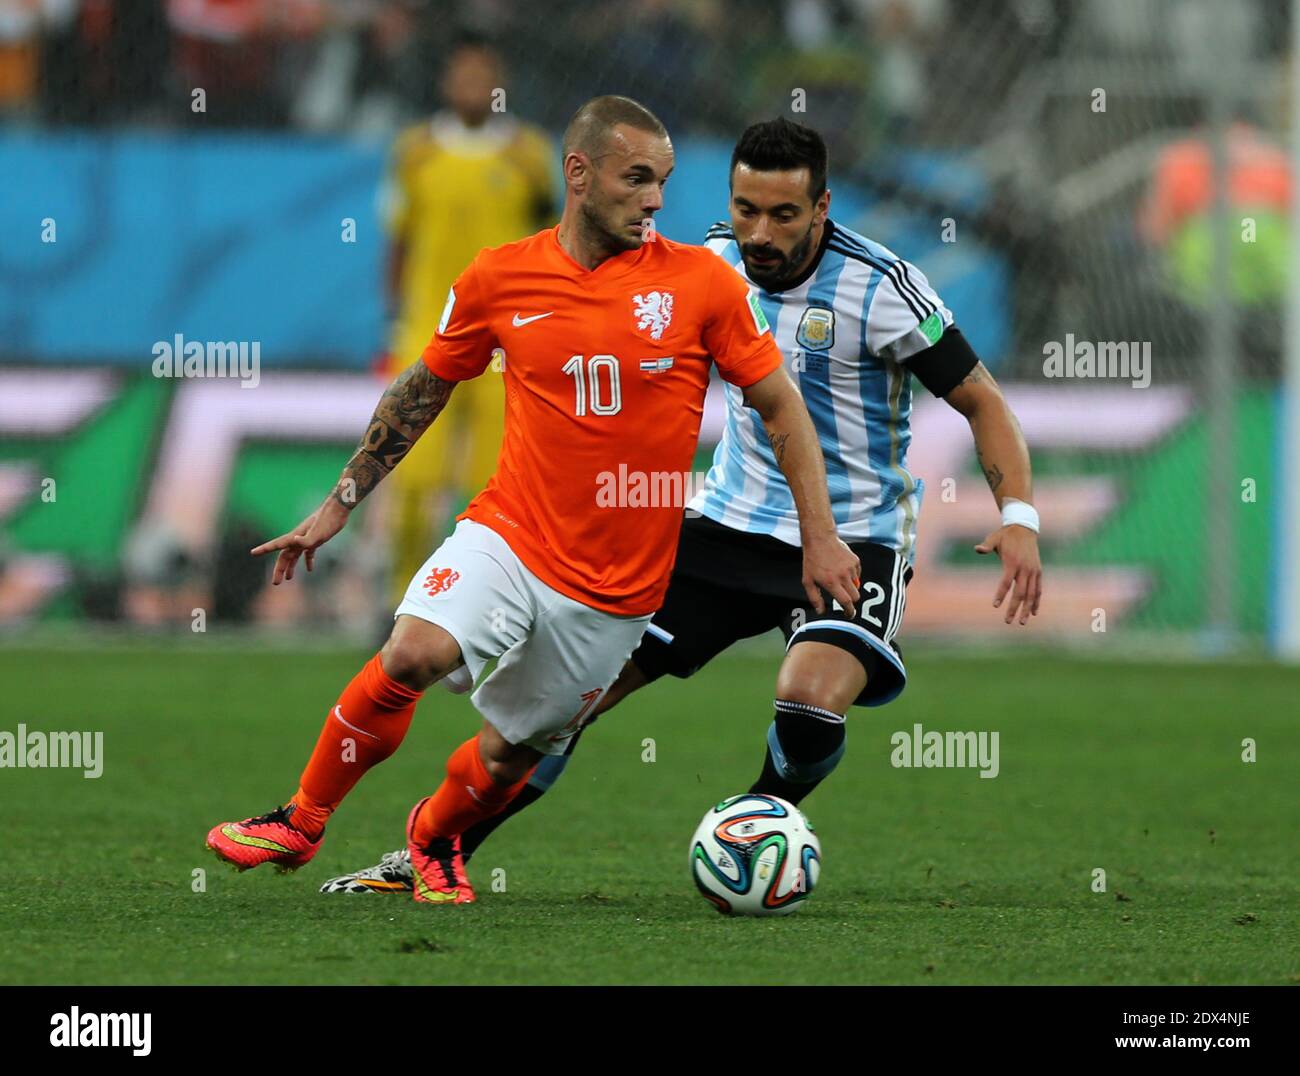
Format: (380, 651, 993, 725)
(381, 31, 557, 600)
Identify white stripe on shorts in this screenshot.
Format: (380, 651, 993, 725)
(645, 622, 675, 644)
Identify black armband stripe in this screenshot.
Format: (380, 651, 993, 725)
(906, 326, 980, 398)
(896, 260, 939, 320)
(826, 227, 937, 318)
(827, 240, 935, 324)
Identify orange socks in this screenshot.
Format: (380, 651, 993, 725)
(286, 661, 530, 846)
(412, 735, 534, 846)
(289, 653, 422, 838)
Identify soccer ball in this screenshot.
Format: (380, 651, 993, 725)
(689, 794, 820, 916)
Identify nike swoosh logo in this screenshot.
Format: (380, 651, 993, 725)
(333, 704, 379, 741)
(512, 311, 554, 327)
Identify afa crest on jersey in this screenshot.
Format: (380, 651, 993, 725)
(633, 290, 674, 341)
(796, 306, 835, 351)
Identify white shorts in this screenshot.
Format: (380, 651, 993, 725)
(394, 519, 652, 755)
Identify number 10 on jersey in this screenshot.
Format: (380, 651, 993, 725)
(563, 355, 623, 416)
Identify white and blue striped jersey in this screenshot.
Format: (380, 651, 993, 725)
(689, 218, 954, 562)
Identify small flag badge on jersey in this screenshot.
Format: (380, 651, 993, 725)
(639, 357, 674, 373)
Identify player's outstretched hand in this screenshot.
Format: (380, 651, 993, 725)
(252, 495, 351, 585)
(801, 531, 861, 619)
(975, 524, 1042, 625)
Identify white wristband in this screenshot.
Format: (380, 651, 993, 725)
(1001, 498, 1039, 533)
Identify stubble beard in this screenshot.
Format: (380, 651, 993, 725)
(578, 193, 641, 258)
(744, 222, 816, 290)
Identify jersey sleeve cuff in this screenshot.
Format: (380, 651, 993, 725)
(719, 340, 784, 389)
(420, 346, 474, 382)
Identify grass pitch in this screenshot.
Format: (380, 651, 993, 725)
(0, 642, 1295, 985)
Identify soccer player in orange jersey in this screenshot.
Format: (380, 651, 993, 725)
(205, 96, 861, 904)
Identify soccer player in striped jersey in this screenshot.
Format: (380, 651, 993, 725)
(322, 117, 1042, 897)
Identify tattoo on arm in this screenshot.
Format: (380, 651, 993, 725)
(951, 363, 986, 393)
(332, 363, 455, 507)
(976, 444, 1004, 494)
(768, 432, 790, 466)
(381, 360, 455, 431)
(359, 417, 412, 471)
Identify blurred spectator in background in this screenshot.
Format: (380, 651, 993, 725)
(1140, 115, 1290, 305)
(167, 0, 325, 126)
(379, 30, 556, 605)
(38, 0, 171, 125)
(337, 0, 426, 132)
(291, 0, 430, 133)
(0, 0, 70, 119)
(9, 0, 968, 144)
(1139, 112, 1290, 374)
(744, 0, 875, 167)
(850, 0, 947, 142)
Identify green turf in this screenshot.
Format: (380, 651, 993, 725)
(0, 643, 1295, 985)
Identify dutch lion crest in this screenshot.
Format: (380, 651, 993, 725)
(633, 290, 674, 341)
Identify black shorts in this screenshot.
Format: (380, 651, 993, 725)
(631, 513, 912, 707)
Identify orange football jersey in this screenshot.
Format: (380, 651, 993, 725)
(420, 224, 782, 615)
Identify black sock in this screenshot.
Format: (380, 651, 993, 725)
(461, 783, 546, 861)
(749, 700, 846, 807)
